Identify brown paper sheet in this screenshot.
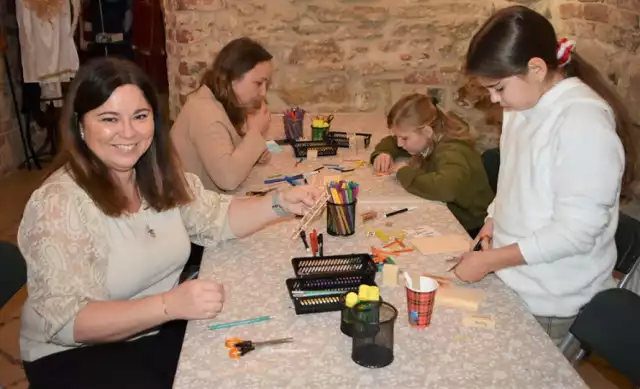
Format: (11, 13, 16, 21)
(410, 235, 470, 255)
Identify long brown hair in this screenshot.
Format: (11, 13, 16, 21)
(57, 57, 193, 216)
(465, 5, 637, 201)
(200, 37, 272, 134)
(387, 93, 474, 144)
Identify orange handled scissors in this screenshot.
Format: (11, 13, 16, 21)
(224, 337, 294, 359)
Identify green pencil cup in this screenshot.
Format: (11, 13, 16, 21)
(311, 126, 328, 141)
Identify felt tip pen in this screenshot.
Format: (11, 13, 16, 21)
(318, 233, 324, 257)
(208, 315, 272, 331)
(383, 206, 417, 218)
(300, 230, 310, 251)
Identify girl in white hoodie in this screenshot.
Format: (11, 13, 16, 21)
(456, 5, 636, 345)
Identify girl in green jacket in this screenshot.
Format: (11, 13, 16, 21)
(371, 93, 494, 237)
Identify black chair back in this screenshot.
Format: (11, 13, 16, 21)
(0, 241, 27, 308)
(614, 213, 640, 289)
(570, 288, 640, 386)
(481, 148, 500, 195)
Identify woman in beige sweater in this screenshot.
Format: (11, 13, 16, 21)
(171, 37, 273, 193)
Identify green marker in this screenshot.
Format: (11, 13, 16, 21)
(208, 315, 272, 331)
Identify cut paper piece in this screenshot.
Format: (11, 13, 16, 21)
(404, 225, 439, 238)
(382, 264, 399, 286)
(462, 314, 495, 329)
(266, 140, 283, 153)
(435, 286, 485, 312)
(410, 234, 470, 255)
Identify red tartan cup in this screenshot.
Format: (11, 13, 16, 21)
(405, 276, 438, 329)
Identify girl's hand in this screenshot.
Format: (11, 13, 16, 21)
(278, 185, 324, 215)
(257, 149, 272, 165)
(164, 280, 225, 320)
(453, 251, 493, 283)
(246, 101, 271, 136)
(471, 218, 494, 251)
(373, 153, 393, 173)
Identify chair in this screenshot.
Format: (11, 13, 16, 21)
(559, 212, 640, 360)
(179, 243, 204, 283)
(566, 288, 640, 386)
(614, 212, 640, 289)
(0, 241, 27, 308)
(480, 148, 500, 194)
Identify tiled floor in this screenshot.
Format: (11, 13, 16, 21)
(0, 166, 637, 389)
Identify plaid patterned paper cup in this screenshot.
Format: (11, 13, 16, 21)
(405, 277, 438, 329)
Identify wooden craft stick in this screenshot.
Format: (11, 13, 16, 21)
(421, 273, 453, 287)
(290, 192, 330, 240)
(382, 264, 399, 286)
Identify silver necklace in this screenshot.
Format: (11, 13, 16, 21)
(141, 205, 156, 238)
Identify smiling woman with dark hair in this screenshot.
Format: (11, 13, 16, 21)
(171, 37, 275, 193)
(18, 57, 320, 389)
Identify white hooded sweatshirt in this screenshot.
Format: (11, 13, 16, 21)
(490, 77, 623, 317)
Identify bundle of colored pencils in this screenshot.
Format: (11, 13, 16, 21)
(326, 180, 359, 236)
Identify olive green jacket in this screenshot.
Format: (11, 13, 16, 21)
(370, 136, 494, 231)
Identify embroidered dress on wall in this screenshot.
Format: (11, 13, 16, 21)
(16, 0, 80, 102)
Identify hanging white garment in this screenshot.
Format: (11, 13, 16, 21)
(16, 0, 80, 85)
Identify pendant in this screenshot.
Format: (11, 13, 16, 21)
(147, 226, 156, 238)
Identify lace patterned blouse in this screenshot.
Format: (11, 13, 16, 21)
(18, 169, 234, 361)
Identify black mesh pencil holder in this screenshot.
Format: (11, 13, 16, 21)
(350, 301, 398, 368)
(341, 297, 384, 337)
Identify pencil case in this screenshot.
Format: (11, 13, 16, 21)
(291, 253, 376, 281)
(323, 131, 372, 149)
(291, 140, 338, 158)
(286, 274, 377, 315)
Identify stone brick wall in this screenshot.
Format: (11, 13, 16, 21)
(160, 0, 639, 168)
(555, 0, 640, 122)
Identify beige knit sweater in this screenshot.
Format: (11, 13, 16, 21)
(170, 86, 267, 193)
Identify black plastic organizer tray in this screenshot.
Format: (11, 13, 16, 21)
(291, 140, 338, 158)
(291, 253, 376, 280)
(286, 275, 376, 314)
(323, 131, 372, 149)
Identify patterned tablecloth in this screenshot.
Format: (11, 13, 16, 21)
(173, 114, 588, 389)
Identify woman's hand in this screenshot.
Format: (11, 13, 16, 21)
(246, 101, 271, 136)
(471, 218, 494, 250)
(257, 149, 272, 165)
(164, 280, 225, 320)
(373, 153, 393, 173)
(278, 185, 324, 215)
(453, 251, 493, 283)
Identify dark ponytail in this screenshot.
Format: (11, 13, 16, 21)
(466, 5, 636, 201)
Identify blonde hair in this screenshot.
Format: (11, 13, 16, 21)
(387, 93, 474, 144)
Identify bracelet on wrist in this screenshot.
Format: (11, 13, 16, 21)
(271, 191, 292, 217)
(161, 293, 172, 320)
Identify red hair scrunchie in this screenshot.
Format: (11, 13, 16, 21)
(557, 38, 576, 68)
